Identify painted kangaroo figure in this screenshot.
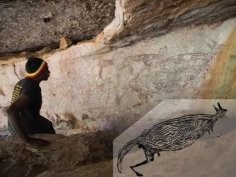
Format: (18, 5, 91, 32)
(117, 103, 227, 176)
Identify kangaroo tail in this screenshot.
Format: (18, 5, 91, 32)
(117, 138, 138, 173)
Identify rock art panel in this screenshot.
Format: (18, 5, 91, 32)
(0, 19, 235, 133)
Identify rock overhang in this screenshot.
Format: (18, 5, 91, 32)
(0, 0, 115, 56)
(1, 0, 236, 58)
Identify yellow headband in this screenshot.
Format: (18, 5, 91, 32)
(26, 61, 47, 78)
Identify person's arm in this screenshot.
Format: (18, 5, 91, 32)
(7, 95, 49, 146)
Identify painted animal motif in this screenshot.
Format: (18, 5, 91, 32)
(117, 103, 227, 176)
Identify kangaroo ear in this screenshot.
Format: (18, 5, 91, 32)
(217, 102, 222, 110)
(213, 105, 219, 112)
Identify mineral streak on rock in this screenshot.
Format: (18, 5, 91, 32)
(198, 28, 236, 98)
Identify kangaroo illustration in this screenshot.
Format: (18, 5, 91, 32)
(117, 103, 227, 176)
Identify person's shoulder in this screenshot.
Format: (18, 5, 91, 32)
(17, 78, 28, 85)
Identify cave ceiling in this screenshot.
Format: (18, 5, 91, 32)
(111, 0, 236, 46)
(0, 0, 115, 56)
(0, 0, 236, 57)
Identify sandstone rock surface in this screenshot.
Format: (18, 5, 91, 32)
(0, 131, 114, 177)
(0, 0, 115, 55)
(112, 0, 236, 43)
(0, 1, 236, 176)
(1, 19, 235, 133)
(1, 129, 235, 177)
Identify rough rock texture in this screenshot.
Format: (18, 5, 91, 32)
(199, 27, 236, 98)
(0, 131, 114, 177)
(0, 0, 115, 55)
(1, 0, 236, 55)
(0, 1, 236, 176)
(36, 160, 113, 177)
(0, 19, 235, 133)
(1, 128, 236, 177)
(111, 0, 236, 44)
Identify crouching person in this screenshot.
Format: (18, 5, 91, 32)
(7, 57, 55, 146)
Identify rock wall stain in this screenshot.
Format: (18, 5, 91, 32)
(199, 28, 236, 98)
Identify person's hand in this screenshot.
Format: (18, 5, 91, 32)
(26, 137, 50, 147)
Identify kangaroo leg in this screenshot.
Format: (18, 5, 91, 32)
(208, 126, 220, 138)
(130, 159, 149, 176)
(130, 152, 154, 176)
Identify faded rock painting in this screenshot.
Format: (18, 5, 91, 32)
(128, 47, 222, 103)
(0, 20, 235, 133)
